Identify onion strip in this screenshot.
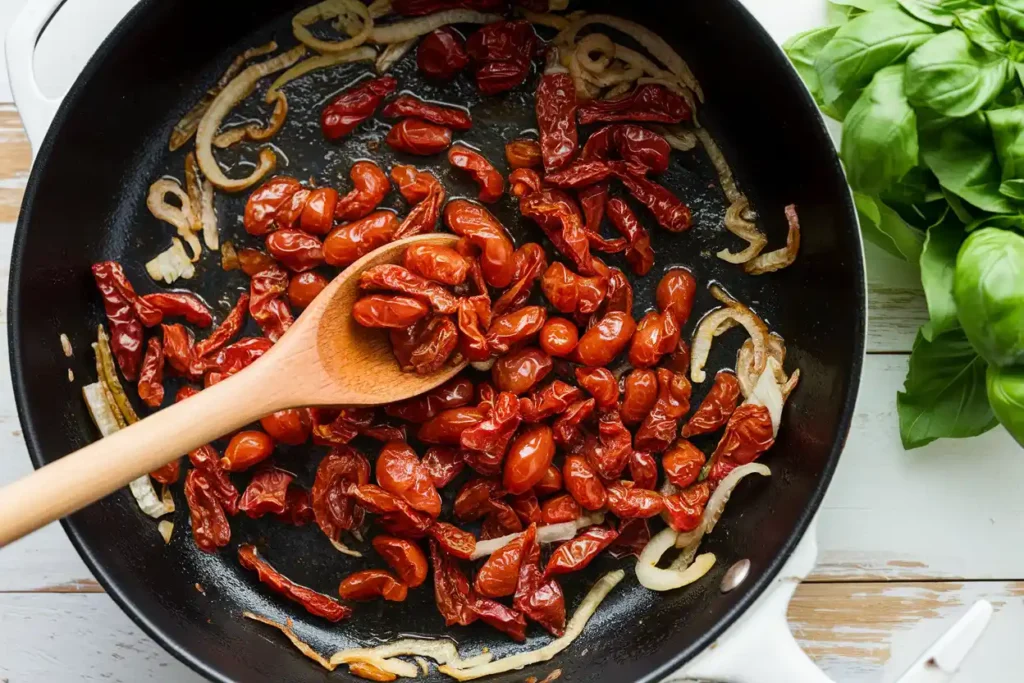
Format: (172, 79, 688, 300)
(576, 33, 614, 74)
(517, 8, 571, 30)
(196, 46, 305, 193)
(169, 41, 278, 151)
(717, 196, 767, 265)
(744, 204, 801, 275)
(147, 178, 201, 261)
(650, 124, 697, 151)
(243, 613, 337, 671)
(377, 38, 416, 73)
(146, 238, 196, 283)
(158, 520, 174, 544)
(293, 0, 373, 54)
(200, 179, 218, 250)
(269, 46, 376, 97)
(184, 153, 203, 236)
(690, 285, 769, 384)
(696, 127, 742, 204)
(674, 464, 771, 553)
(557, 14, 701, 99)
(437, 570, 625, 680)
(470, 513, 604, 560)
(635, 526, 716, 591)
(368, 0, 392, 18)
(329, 638, 492, 670)
(370, 10, 501, 44)
(329, 537, 363, 557)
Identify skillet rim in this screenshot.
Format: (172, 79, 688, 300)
(7, 0, 866, 680)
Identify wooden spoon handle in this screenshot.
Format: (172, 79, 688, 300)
(0, 359, 288, 547)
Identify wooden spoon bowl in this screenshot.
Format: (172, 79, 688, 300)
(0, 233, 465, 546)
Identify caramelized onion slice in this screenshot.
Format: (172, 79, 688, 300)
(376, 38, 416, 73)
(244, 613, 337, 671)
(146, 238, 196, 284)
(330, 638, 492, 671)
(690, 285, 769, 384)
(293, 0, 373, 54)
(650, 124, 697, 151)
(517, 8, 572, 30)
(471, 512, 605, 560)
(674, 464, 771, 555)
(437, 570, 625, 680)
(696, 127, 742, 204)
(147, 178, 201, 261)
(269, 46, 376, 97)
(196, 46, 304, 192)
(745, 204, 801, 275)
(576, 32, 614, 73)
(370, 10, 501, 44)
(717, 196, 767, 265)
(636, 526, 716, 592)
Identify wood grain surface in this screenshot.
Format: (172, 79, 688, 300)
(0, 0, 1021, 681)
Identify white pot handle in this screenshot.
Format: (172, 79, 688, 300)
(673, 518, 830, 683)
(5, 0, 138, 154)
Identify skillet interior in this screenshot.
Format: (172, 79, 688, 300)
(9, 1, 864, 681)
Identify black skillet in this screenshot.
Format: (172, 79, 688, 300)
(9, 0, 864, 681)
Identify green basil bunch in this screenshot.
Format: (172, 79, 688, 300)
(785, 0, 1024, 448)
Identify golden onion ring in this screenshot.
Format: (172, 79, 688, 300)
(718, 196, 767, 264)
(745, 204, 802, 275)
(293, 0, 373, 54)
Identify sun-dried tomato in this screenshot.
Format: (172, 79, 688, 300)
(509, 167, 543, 198)
(387, 377, 474, 423)
(514, 524, 565, 636)
(576, 182, 627, 254)
(286, 271, 328, 310)
(338, 569, 408, 602)
(428, 521, 477, 559)
(244, 177, 304, 235)
(238, 469, 293, 519)
(534, 465, 563, 498)
(544, 526, 618, 577)
(577, 83, 690, 125)
(311, 447, 370, 544)
(238, 544, 349, 620)
(149, 458, 180, 486)
(373, 535, 429, 588)
(574, 311, 636, 367)
(575, 367, 619, 409)
(656, 268, 697, 325)
(493, 347, 553, 395)
(387, 118, 453, 155)
(353, 294, 431, 329)
(635, 368, 692, 453)
(663, 481, 711, 533)
(472, 595, 527, 641)
(663, 440, 706, 489)
(492, 243, 547, 317)
(519, 380, 583, 423)
(454, 477, 501, 522)
(321, 76, 397, 140)
(221, 430, 274, 472)
(419, 407, 486, 445)
(403, 244, 469, 286)
(91, 262, 145, 380)
(201, 337, 272, 385)
(376, 441, 442, 517)
(608, 518, 651, 560)
(383, 95, 472, 130)
(277, 486, 314, 526)
(589, 410, 633, 480)
(509, 491, 542, 526)
(334, 161, 390, 221)
(184, 469, 231, 553)
(188, 444, 240, 515)
(540, 262, 607, 316)
(461, 391, 521, 458)
(503, 424, 555, 495)
(265, 229, 324, 272)
(137, 337, 165, 408)
(601, 267, 633, 317)
(486, 306, 546, 354)
(628, 450, 658, 491)
(161, 324, 196, 377)
(193, 293, 249, 361)
(483, 498, 523, 537)
(391, 315, 460, 375)
(611, 162, 691, 232)
(563, 455, 607, 511)
(475, 532, 527, 598)
(538, 316, 579, 358)
(260, 408, 311, 445)
(465, 20, 536, 95)
(418, 26, 470, 80)
(324, 210, 400, 267)
(249, 264, 293, 342)
(505, 139, 542, 169)
(706, 403, 776, 483)
(536, 72, 578, 172)
(520, 189, 595, 276)
(359, 264, 458, 315)
(540, 493, 579, 524)
(606, 481, 664, 519)
(606, 197, 654, 275)
(683, 372, 741, 439)
(139, 291, 213, 328)
(419, 448, 464, 490)
(444, 200, 516, 288)
(448, 145, 504, 203)
(552, 398, 594, 451)
(629, 310, 680, 368)
(352, 484, 433, 537)
(430, 539, 478, 626)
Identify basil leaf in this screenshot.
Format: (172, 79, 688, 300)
(897, 328, 998, 449)
(905, 30, 1011, 116)
(965, 212, 1024, 230)
(920, 212, 964, 340)
(842, 66, 919, 192)
(921, 112, 1018, 212)
(853, 191, 927, 260)
(900, 0, 980, 26)
(815, 8, 936, 104)
(985, 105, 1024, 196)
(881, 165, 945, 205)
(832, 0, 903, 9)
(784, 26, 841, 107)
(954, 6, 1011, 53)
(1000, 178, 1024, 196)
(996, 0, 1024, 38)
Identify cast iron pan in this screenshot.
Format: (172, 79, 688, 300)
(9, 0, 864, 681)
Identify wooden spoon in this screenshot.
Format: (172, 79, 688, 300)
(0, 233, 465, 547)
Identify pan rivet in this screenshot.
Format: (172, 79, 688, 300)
(720, 559, 750, 593)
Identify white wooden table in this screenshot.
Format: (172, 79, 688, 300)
(0, 1, 1021, 681)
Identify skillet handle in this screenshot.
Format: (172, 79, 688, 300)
(5, 0, 138, 154)
(674, 519, 833, 683)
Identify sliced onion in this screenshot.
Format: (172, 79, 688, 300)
(196, 46, 305, 193)
(650, 124, 697, 151)
(146, 238, 196, 284)
(169, 40, 278, 152)
(635, 526, 716, 592)
(737, 334, 790, 399)
(747, 358, 785, 435)
(690, 285, 769, 384)
(200, 179, 218, 250)
(568, 50, 600, 101)
(576, 33, 614, 74)
(129, 475, 173, 519)
(557, 14, 701, 99)
(269, 46, 376, 97)
(293, 0, 373, 54)
(243, 613, 337, 671)
(160, 484, 176, 514)
(329, 537, 363, 557)
(745, 204, 801, 275)
(94, 327, 139, 424)
(582, 63, 642, 88)
(371, 10, 501, 44)
(330, 638, 492, 671)
(416, 657, 430, 675)
(221, 240, 240, 271)
(717, 196, 767, 265)
(147, 178, 201, 261)
(437, 570, 625, 680)
(517, 8, 571, 30)
(612, 44, 673, 81)
(158, 520, 174, 544)
(470, 358, 496, 372)
(184, 153, 204, 236)
(603, 81, 632, 99)
(368, 0, 392, 18)
(696, 127, 741, 204)
(674, 463, 771, 552)
(377, 38, 416, 73)
(470, 512, 604, 560)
